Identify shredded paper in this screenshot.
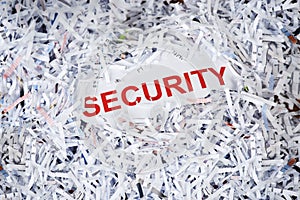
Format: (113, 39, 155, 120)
(0, 0, 300, 199)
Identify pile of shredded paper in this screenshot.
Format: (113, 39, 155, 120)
(0, 0, 299, 199)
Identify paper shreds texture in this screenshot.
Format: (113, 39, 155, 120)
(0, 0, 299, 199)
